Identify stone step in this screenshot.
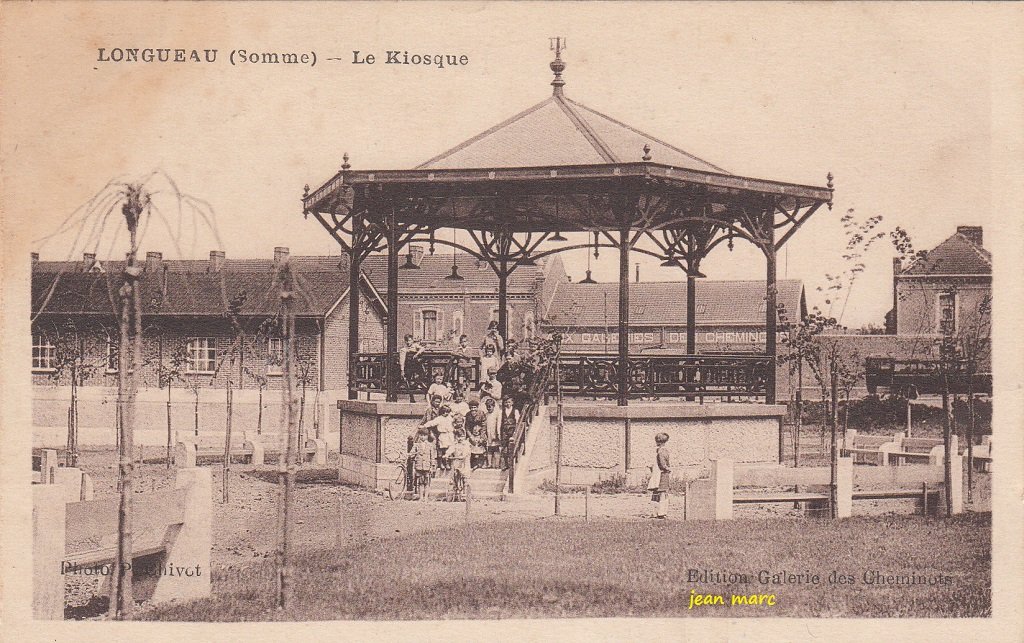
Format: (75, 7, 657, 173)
(424, 470, 507, 500)
(421, 486, 506, 501)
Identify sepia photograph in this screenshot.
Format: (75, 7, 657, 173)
(1, 2, 1022, 639)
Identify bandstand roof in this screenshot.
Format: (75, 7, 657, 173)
(303, 45, 833, 255)
(416, 94, 729, 173)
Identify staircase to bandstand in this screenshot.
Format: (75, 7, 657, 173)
(421, 361, 554, 501)
(423, 467, 509, 501)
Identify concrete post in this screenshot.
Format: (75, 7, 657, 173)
(33, 485, 66, 619)
(712, 459, 734, 520)
(53, 467, 93, 503)
(835, 457, 853, 518)
(175, 441, 197, 468)
(40, 448, 59, 484)
(244, 432, 265, 466)
(151, 467, 212, 602)
(305, 438, 328, 466)
(947, 454, 963, 515)
(336, 494, 346, 549)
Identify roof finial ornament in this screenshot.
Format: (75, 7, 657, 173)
(826, 171, 834, 210)
(342, 152, 351, 172)
(642, 144, 652, 161)
(549, 36, 567, 97)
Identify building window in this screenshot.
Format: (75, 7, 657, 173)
(939, 292, 956, 334)
(105, 335, 118, 373)
(186, 337, 217, 374)
(32, 334, 55, 371)
(421, 310, 439, 342)
(267, 337, 283, 374)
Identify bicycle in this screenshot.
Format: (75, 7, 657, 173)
(386, 458, 411, 501)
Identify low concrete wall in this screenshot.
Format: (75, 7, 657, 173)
(338, 400, 426, 490)
(337, 400, 785, 492)
(33, 385, 340, 449)
(548, 403, 785, 487)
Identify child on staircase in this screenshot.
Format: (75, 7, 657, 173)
(420, 404, 455, 472)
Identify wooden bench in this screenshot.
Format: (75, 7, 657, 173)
(175, 432, 328, 467)
(688, 457, 962, 521)
(840, 430, 901, 466)
(32, 467, 212, 619)
(851, 459, 961, 515)
(174, 431, 263, 467)
(688, 459, 854, 520)
(733, 492, 830, 504)
(887, 436, 956, 466)
(262, 437, 328, 466)
(970, 436, 992, 472)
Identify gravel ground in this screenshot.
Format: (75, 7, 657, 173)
(63, 446, 991, 618)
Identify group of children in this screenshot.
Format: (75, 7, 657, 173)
(402, 320, 530, 492)
(407, 375, 521, 489)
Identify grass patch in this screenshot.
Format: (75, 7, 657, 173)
(140, 512, 990, 620)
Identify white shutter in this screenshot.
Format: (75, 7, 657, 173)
(436, 310, 444, 342)
(414, 308, 423, 340)
(452, 309, 464, 338)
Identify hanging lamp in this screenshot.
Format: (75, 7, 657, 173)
(444, 228, 464, 280)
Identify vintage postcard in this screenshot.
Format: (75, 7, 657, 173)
(2, 2, 1022, 640)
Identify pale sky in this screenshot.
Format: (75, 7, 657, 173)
(2, 2, 1012, 327)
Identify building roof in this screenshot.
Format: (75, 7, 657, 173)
(30, 251, 547, 318)
(30, 262, 357, 318)
(416, 94, 729, 173)
(900, 230, 991, 276)
(544, 279, 805, 327)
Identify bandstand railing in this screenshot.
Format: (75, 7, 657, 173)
(353, 352, 772, 401)
(353, 351, 481, 394)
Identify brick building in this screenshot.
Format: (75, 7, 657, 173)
(541, 278, 805, 354)
(360, 246, 550, 350)
(31, 248, 386, 446)
(889, 225, 991, 341)
(30, 247, 550, 446)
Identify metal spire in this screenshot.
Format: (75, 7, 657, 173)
(549, 37, 566, 97)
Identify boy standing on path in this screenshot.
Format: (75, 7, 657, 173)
(651, 433, 671, 519)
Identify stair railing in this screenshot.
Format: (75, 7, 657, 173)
(506, 356, 554, 494)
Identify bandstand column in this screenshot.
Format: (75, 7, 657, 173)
(497, 258, 508, 344)
(686, 274, 697, 355)
(347, 212, 362, 400)
(764, 216, 778, 405)
(685, 271, 697, 402)
(617, 225, 630, 407)
(385, 206, 399, 403)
